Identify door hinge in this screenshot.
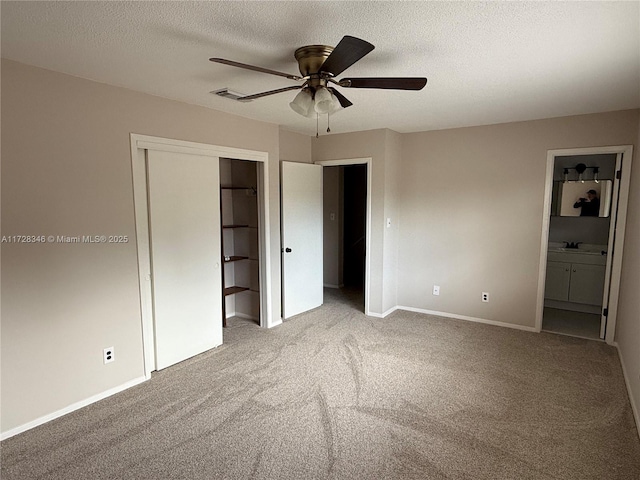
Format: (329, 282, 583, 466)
(616, 170, 622, 180)
(603, 308, 608, 317)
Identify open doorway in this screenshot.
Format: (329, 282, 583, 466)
(537, 145, 633, 344)
(542, 153, 615, 340)
(322, 163, 368, 312)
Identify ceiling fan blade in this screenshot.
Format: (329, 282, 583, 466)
(210, 58, 302, 81)
(238, 85, 303, 101)
(328, 87, 353, 108)
(339, 77, 428, 90)
(319, 36, 375, 77)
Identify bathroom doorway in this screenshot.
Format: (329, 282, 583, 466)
(538, 146, 633, 344)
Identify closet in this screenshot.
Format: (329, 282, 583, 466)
(220, 158, 260, 326)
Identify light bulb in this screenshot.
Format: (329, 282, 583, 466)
(314, 87, 333, 114)
(289, 89, 314, 117)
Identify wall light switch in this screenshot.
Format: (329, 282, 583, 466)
(433, 285, 440, 296)
(330, 212, 336, 221)
(386, 218, 392, 228)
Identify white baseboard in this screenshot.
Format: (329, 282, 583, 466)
(396, 306, 538, 332)
(367, 305, 398, 318)
(613, 341, 640, 439)
(234, 312, 258, 321)
(0, 375, 148, 440)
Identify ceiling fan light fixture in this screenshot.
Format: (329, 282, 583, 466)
(313, 86, 334, 114)
(289, 88, 314, 117)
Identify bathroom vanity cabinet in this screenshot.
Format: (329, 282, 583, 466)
(545, 251, 606, 306)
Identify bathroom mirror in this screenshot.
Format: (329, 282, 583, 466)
(551, 180, 612, 217)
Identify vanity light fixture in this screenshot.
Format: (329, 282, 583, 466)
(562, 163, 601, 183)
(576, 163, 586, 183)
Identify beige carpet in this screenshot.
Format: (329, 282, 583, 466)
(2, 288, 639, 479)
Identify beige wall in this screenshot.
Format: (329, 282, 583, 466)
(0, 60, 284, 433)
(382, 130, 402, 313)
(399, 110, 639, 327)
(279, 129, 312, 163)
(323, 167, 342, 287)
(615, 118, 640, 424)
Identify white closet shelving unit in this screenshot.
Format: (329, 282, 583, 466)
(220, 159, 260, 327)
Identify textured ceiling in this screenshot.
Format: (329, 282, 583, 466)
(2, 1, 639, 136)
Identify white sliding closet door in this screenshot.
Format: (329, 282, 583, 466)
(147, 150, 222, 370)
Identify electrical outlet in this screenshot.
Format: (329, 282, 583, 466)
(482, 292, 489, 303)
(103, 347, 115, 364)
(433, 285, 440, 296)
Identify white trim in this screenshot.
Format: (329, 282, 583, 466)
(535, 152, 556, 332)
(256, 161, 275, 329)
(613, 342, 640, 439)
(367, 305, 399, 318)
(315, 158, 373, 317)
(536, 145, 633, 345)
(135, 136, 267, 162)
(269, 318, 283, 328)
(0, 376, 148, 440)
(603, 148, 632, 344)
(398, 306, 538, 332)
(130, 134, 273, 378)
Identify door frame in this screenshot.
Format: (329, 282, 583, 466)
(536, 145, 633, 344)
(315, 157, 373, 317)
(130, 134, 273, 378)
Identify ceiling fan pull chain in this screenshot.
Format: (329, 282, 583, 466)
(316, 113, 319, 138)
(327, 113, 331, 133)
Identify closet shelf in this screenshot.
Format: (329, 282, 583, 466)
(223, 256, 249, 263)
(222, 224, 249, 229)
(224, 286, 250, 296)
(221, 186, 256, 190)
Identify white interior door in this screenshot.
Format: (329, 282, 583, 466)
(281, 161, 323, 319)
(147, 150, 222, 370)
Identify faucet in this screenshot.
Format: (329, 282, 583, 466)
(563, 241, 583, 249)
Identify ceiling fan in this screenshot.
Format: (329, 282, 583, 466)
(210, 35, 427, 120)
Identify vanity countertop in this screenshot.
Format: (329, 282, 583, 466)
(547, 243, 607, 265)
